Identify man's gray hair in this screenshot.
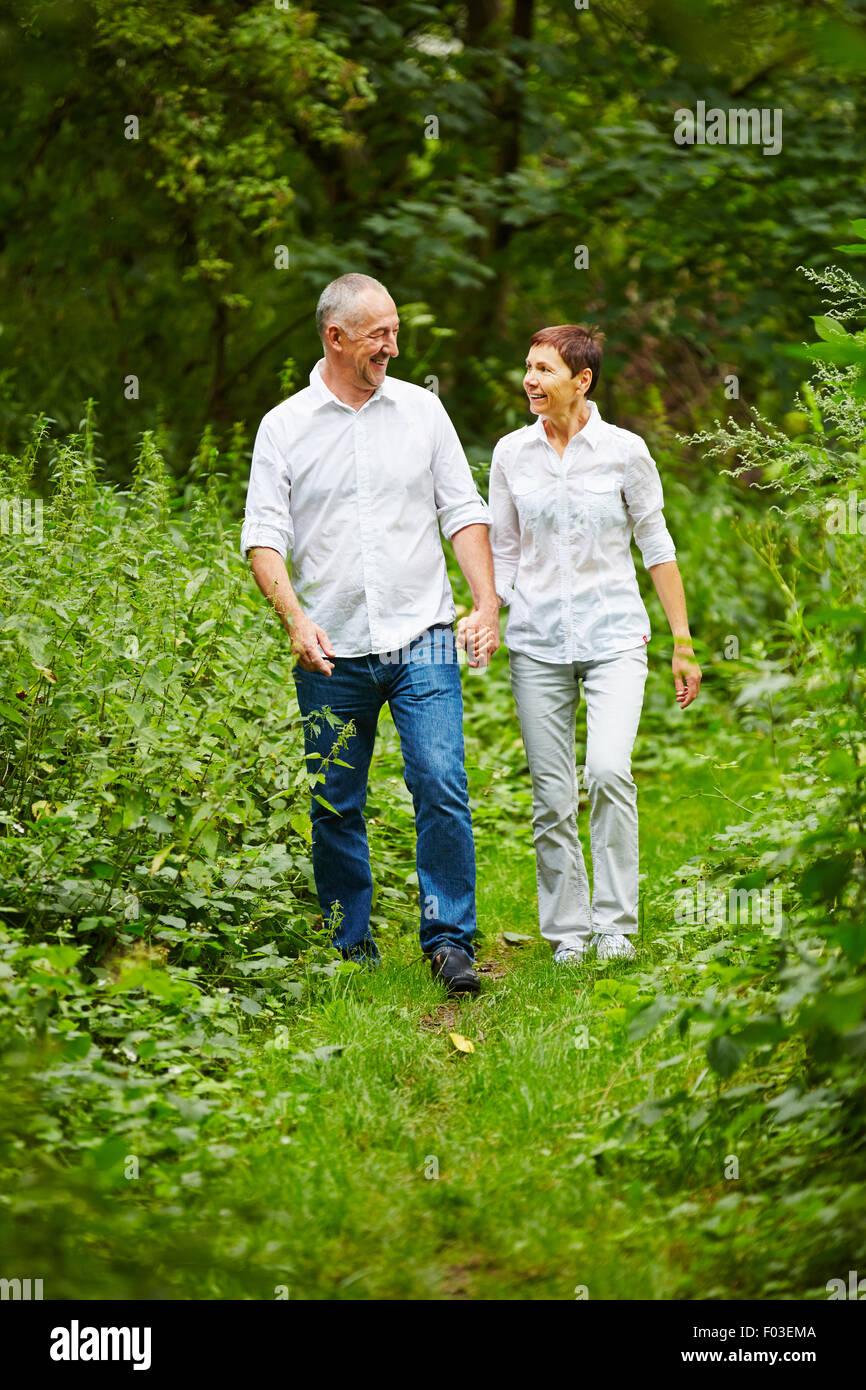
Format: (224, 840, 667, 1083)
(315, 273, 391, 342)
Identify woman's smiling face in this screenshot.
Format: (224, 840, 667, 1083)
(523, 344, 591, 416)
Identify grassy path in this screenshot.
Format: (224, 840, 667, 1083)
(175, 688, 789, 1301)
(7, 655, 820, 1301)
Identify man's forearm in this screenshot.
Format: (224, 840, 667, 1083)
(248, 546, 303, 632)
(248, 547, 335, 674)
(450, 524, 498, 608)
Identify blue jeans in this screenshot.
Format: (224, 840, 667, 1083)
(292, 624, 476, 961)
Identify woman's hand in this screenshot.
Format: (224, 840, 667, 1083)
(457, 604, 501, 667)
(647, 562, 701, 709)
(673, 645, 701, 708)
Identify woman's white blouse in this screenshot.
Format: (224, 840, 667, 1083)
(489, 401, 676, 664)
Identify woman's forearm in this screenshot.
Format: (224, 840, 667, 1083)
(648, 560, 693, 649)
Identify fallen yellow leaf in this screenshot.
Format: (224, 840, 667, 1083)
(149, 844, 173, 876)
(449, 1032, 475, 1054)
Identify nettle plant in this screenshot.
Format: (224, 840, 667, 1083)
(0, 408, 342, 1059)
(623, 240, 866, 1169)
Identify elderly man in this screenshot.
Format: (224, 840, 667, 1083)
(240, 273, 499, 994)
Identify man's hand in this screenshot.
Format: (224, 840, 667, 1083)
(457, 603, 501, 668)
(290, 612, 336, 675)
(248, 547, 336, 673)
(450, 525, 500, 668)
(673, 646, 701, 708)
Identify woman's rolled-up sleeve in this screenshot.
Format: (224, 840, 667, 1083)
(624, 441, 677, 570)
(239, 416, 294, 561)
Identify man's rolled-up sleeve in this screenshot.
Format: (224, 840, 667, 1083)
(239, 416, 293, 561)
(624, 442, 677, 570)
(428, 395, 490, 538)
(489, 444, 520, 605)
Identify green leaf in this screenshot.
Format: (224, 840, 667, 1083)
(594, 977, 639, 1005)
(811, 314, 847, 341)
(91, 1137, 129, 1170)
(32, 945, 82, 970)
(62, 1033, 92, 1061)
(707, 1033, 749, 1080)
(109, 965, 193, 1003)
(628, 995, 676, 1041)
(200, 827, 219, 859)
(799, 854, 853, 903)
(86, 859, 115, 879)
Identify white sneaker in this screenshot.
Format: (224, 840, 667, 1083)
(554, 948, 585, 965)
(590, 932, 635, 961)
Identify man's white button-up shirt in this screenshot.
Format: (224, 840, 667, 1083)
(240, 361, 490, 657)
(489, 400, 677, 664)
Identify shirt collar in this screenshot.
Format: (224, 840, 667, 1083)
(308, 358, 397, 410)
(532, 397, 602, 451)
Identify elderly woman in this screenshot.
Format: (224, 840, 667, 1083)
(486, 325, 701, 963)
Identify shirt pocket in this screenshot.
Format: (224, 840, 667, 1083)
(511, 474, 547, 516)
(583, 477, 627, 531)
(509, 476, 552, 571)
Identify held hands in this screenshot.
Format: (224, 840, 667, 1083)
(457, 604, 501, 668)
(673, 645, 701, 708)
(290, 612, 336, 675)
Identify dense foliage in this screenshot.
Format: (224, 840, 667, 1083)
(1, 0, 865, 1300)
(2, 0, 866, 468)
(2, 243, 865, 1294)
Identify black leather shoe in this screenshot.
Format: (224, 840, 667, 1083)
(430, 946, 480, 996)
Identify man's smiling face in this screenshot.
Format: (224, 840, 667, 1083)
(338, 292, 400, 391)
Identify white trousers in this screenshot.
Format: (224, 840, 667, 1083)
(508, 644, 648, 956)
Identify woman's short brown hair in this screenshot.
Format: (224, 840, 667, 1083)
(529, 324, 605, 396)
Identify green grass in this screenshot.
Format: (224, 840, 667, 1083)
(3, 413, 864, 1301)
(82, 703, 829, 1301)
(2, 658, 860, 1301)
(177, 734, 769, 1300)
